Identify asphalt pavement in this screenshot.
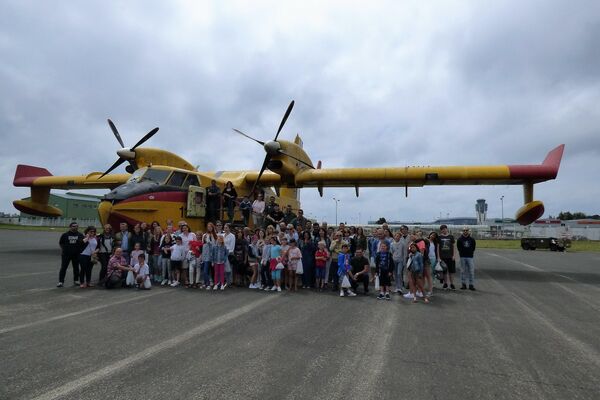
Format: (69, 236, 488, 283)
(1, 230, 599, 400)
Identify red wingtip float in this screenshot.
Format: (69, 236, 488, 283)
(11, 103, 565, 229)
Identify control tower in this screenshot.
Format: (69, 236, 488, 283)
(475, 199, 488, 225)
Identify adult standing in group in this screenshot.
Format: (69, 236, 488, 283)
(299, 231, 315, 288)
(391, 230, 409, 294)
(355, 227, 368, 258)
(294, 209, 308, 230)
(79, 226, 98, 288)
(251, 193, 266, 228)
(223, 223, 236, 286)
(223, 181, 238, 224)
(438, 224, 457, 290)
(206, 180, 221, 223)
(97, 224, 114, 283)
(57, 222, 84, 287)
(130, 223, 146, 252)
(457, 227, 477, 290)
(329, 231, 346, 291)
(179, 224, 196, 287)
(283, 205, 296, 226)
(114, 222, 131, 263)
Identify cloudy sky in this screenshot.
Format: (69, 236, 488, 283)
(1, 0, 599, 224)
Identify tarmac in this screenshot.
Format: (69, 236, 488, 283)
(1, 230, 599, 400)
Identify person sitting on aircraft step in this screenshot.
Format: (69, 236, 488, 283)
(266, 204, 284, 228)
(223, 181, 238, 224)
(283, 205, 296, 226)
(58, 222, 83, 287)
(293, 209, 308, 230)
(263, 196, 277, 217)
(206, 180, 221, 223)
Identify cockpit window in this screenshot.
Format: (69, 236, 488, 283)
(140, 168, 171, 184)
(183, 174, 200, 188)
(127, 168, 147, 183)
(167, 171, 187, 187)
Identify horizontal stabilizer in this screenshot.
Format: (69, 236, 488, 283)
(14, 164, 53, 187)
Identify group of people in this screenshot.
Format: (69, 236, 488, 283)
(58, 204, 478, 302)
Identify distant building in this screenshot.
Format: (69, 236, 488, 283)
(19, 192, 102, 220)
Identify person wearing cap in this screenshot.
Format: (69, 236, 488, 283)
(169, 236, 187, 287)
(57, 222, 84, 287)
(457, 227, 477, 290)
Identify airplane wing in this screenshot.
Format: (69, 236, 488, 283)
(294, 145, 564, 188)
(13, 164, 130, 216)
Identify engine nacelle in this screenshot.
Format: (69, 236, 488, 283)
(515, 200, 544, 225)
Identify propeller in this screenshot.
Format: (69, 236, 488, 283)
(98, 119, 159, 179)
(233, 100, 313, 196)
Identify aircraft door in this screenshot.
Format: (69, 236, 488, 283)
(187, 185, 206, 218)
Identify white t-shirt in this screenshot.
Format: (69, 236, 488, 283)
(252, 200, 265, 214)
(134, 263, 150, 278)
(81, 238, 97, 256)
(224, 232, 236, 253)
(180, 232, 197, 251)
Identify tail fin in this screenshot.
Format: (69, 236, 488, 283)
(13, 165, 62, 217)
(13, 164, 53, 186)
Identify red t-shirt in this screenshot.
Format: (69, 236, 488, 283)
(315, 249, 329, 268)
(189, 240, 203, 257)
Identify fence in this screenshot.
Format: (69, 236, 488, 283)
(0, 217, 101, 228)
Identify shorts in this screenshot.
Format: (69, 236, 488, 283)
(378, 270, 391, 286)
(170, 260, 183, 270)
(315, 268, 326, 280)
(441, 258, 456, 274)
(272, 269, 282, 281)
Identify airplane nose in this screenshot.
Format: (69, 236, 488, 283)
(98, 200, 113, 226)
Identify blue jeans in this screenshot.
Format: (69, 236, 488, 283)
(202, 261, 212, 286)
(394, 260, 405, 290)
(460, 257, 475, 285)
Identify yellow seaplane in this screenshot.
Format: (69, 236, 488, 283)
(13, 101, 564, 231)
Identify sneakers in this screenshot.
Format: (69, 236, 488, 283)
(213, 284, 220, 290)
(348, 291, 357, 297)
(461, 284, 467, 290)
(168, 280, 172, 285)
(277, 286, 282, 292)
(442, 283, 448, 290)
(56, 282, 63, 288)
(221, 283, 227, 290)
(160, 279, 168, 286)
(469, 285, 476, 291)
(450, 284, 456, 291)
(377, 293, 385, 300)
(385, 293, 391, 300)
(403, 293, 415, 299)
(340, 290, 345, 297)
(270, 286, 278, 291)
(416, 291, 424, 298)
(426, 291, 433, 297)
(393, 288, 402, 293)
(170, 281, 180, 287)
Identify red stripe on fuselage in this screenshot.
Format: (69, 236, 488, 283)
(117, 191, 187, 204)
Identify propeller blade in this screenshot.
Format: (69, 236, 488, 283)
(232, 129, 265, 146)
(249, 155, 271, 197)
(107, 119, 125, 148)
(274, 100, 294, 141)
(277, 149, 314, 169)
(98, 158, 126, 179)
(131, 127, 159, 151)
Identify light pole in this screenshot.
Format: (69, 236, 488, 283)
(333, 197, 340, 226)
(500, 195, 504, 239)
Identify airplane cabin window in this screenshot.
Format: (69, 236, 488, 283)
(167, 172, 187, 187)
(141, 169, 171, 184)
(183, 174, 200, 188)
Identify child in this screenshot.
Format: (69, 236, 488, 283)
(248, 243, 260, 289)
(133, 253, 152, 290)
(201, 233, 213, 290)
(239, 196, 252, 226)
(211, 235, 229, 290)
(169, 236, 187, 287)
(188, 232, 203, 288)
(159, 234, 172, 285)
(408, 242, 429, 303)
(314, 241, 329, 291)
(287, 239, 302, 292)
(375, 242, 394, 300)
(337, 244, 356, 297)
(130, 243, 144, 268)
(269, 237, 283, 292)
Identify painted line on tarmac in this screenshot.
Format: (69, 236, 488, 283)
(28, 295, 276, 400)
(0, 290, 171, 335)
(0, 271, 55, 279)
(484, 252, 600, 310)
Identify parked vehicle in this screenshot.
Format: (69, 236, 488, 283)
(521, 237, 571, 251)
